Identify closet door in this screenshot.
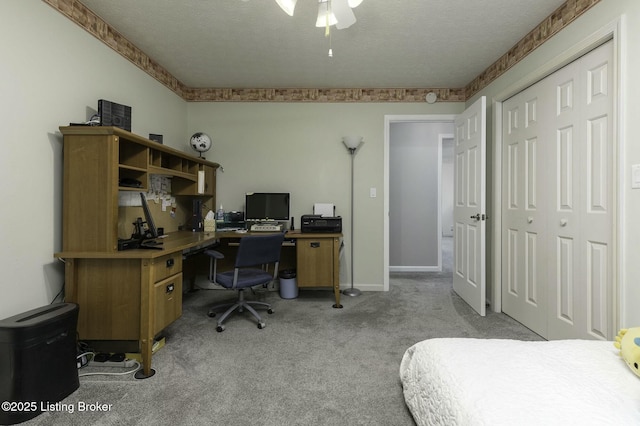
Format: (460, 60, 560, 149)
(501, 82, 551, 337)
(547, 41, 614, 340)
(501, 41, 614, 340)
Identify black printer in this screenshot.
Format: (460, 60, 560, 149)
(301, 215, 342, 233)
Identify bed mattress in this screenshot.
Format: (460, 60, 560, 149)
(399, 338, 640, 425)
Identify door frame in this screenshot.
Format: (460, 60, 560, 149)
(491, 17, 625, 331)
(383, 115, 457, 290)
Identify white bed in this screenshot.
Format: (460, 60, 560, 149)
(399, 338, 640, 425)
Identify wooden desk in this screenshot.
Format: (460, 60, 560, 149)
(56, 230, 342, 377)
(57, 126, 220, 378)
(56, 231, 218, 378)
(214, 231, 342, 308)
(284, 231, 343, 309)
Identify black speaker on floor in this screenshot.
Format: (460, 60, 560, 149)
(0, 303, 79, 425)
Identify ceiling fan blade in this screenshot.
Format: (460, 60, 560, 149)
(332, 0, 356, 29)
(275, 0, 296, 16)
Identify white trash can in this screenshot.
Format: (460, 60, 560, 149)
(279, 269, 298, 299)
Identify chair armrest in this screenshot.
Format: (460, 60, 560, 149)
(204, 249, 225, 260)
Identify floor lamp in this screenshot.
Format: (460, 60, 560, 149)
(342, 136, 364, 297)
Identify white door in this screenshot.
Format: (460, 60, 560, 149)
(501, 41, 614, 340)
(547, 41, 614, 340)
(501, 83, 549, 336)
(453, 96, 487, 316)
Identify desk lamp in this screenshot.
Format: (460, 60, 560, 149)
(342, 136, 364, 297)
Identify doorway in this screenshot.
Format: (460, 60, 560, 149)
(384, 115, 456, 290)
(440, 134, 455, 274)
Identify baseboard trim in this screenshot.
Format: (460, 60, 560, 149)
(339, 283, 385, 292)
(389, 266, 441, 272)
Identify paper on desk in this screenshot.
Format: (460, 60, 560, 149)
(314, 203, 335, 217)
(162, 196, 173, 211)
(150, 175, 171, 194)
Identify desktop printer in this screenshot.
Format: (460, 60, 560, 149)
(301, 215, 342, 233)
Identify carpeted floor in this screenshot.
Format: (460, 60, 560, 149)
(27, 243, 542, 426)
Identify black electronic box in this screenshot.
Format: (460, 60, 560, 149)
(98, 99, 132, 131)
(0, 303, 79, 424)
(301, 215, 342, 233)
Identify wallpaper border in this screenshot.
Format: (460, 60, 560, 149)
(43, 0, 601, 103)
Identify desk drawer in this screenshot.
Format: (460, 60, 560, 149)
(152, 253, 182, 282)
(154, 273, 182, 335)
(296, 239, 334, 287)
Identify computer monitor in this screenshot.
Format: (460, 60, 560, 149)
(138, 192, 159, 240)
(118, 193, 162, 251)
(245, 192, 290, 222)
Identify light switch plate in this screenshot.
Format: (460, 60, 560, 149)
(370, 187, 377, 198)
(633, 164, 640, 189)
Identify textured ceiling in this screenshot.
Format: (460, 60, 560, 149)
(78, 0, 566, 90)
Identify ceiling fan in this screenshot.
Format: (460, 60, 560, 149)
(275, 0, 364, 30)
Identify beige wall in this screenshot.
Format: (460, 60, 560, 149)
(0, 1, 188, 318)
(187, 102, 463, 291)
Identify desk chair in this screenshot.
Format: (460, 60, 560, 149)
(205, 233, 285, 332)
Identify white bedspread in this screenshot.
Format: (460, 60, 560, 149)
(399, 338, 640, 426)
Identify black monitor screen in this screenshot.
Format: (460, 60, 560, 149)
(245, 192, 290, 221)
(140, 193, 159, 239)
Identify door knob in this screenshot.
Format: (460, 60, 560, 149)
(527, 217, 534, 224)
(470, 214, 480, 221)
(560, 219, 568, 227)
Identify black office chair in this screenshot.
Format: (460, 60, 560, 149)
(204, 233, 285, 332)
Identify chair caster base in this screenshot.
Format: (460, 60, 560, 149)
(216, 325, 225, 332)
(258, 322, 266, 329)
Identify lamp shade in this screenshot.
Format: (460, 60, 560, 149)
(276, 0, 297, 16)
(343, 136, 363, 149)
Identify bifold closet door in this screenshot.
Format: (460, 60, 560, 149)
(501, 81, 550, 338)
(546, 41, 614, 340)
(501, 40, 614, 340)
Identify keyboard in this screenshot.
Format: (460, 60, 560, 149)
(250, 223, 283, 232)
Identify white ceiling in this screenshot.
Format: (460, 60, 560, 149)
(78, 0, 566, 90)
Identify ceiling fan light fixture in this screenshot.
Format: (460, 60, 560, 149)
(332, 0, 357, 29)
(348, 0, 363, 7)
(276, 0, 297, 16)
(315, 0, 337, 28)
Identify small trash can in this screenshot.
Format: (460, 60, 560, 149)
(279, 269, 298, 299)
